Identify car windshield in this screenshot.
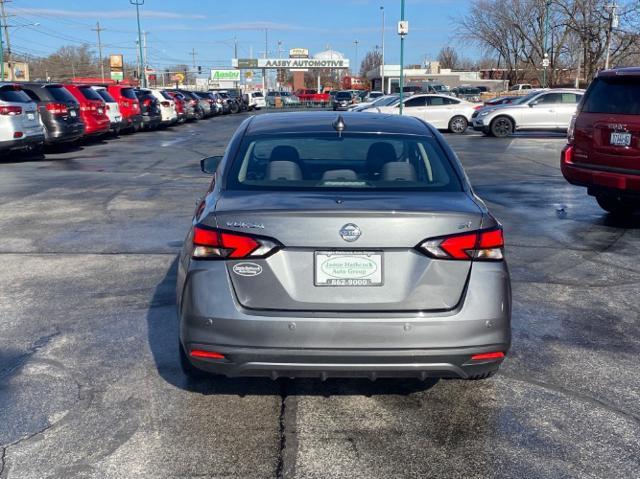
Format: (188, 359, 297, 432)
(281, 92, 291, 96)
(79, 87, 103, 101)
(431, 85, 448, 92)
(227, 133, 462, 192)
(336, 92, 352, 99)
(121, 88, 137, 100)
(581, 77, 640, 115)
(46, 86, 77, 103)
(95, 89, 116, 102)
(0, 87, 32, 103)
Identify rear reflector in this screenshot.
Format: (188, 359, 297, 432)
(190, 350, 225, 360)
(471, 352, 505, 361)
(418, 227, 504, 261)
(13, 131, 23, 138)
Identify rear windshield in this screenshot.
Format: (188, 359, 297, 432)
(95, 89, 116, 102)
(121, 88, 137, 100)
(78, 86, 103, 101)
(336, 92, 352, 99)
(160, 91, 173, 100)
(45, 86, 77, 103)
(252, 92, 264, 98)
(581, 77, 640, 115)
(227, 133, 462, 192)
(0, 87, 32, 103)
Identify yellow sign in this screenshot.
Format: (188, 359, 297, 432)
(109, 54, 123, 70)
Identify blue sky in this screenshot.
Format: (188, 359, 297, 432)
(8, 0, 470, 71)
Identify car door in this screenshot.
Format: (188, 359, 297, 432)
(399, 95, 428, 120)
(423, 95, 451, 128)
(555, 92, 583, 129)
(524, 92, 562, 129)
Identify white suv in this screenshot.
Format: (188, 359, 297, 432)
(471, 89, 584, 137)
(377, 94, 476, 134)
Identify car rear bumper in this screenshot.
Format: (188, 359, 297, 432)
(561, 147, 640, 193)
(44, 122, 85, 144)
(0, 133, 45, 151)
(179, 260, 511, 379)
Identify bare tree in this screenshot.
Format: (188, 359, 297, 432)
(359, 50, 382, 76)
(437, 46, 459, 69)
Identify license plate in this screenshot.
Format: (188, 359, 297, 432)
(70, 110, 77, 117)
(27, 112, 35, 120)
(315, 251, 383, 287)
(610, 131, 631, 146)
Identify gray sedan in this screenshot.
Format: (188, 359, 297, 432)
(177, 112, 511, 380)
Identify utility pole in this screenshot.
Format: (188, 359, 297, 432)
(143, 31, 148, 81)
(263, 28, 268, 92)
(354, 40, 360, 75)
(542, 0, 551, 88)
(92, 22, 105, 81)
(398, 0, 407, 115)
(130, 0, 146, 87)
(0, 0, 12, 80)
(604, 1, 618, 70)
(191, 47, 196, 69)
(380, 6, 385, 93)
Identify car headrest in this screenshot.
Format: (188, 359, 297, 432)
(366, 142, 397, 178)
(270, 145, 300, 163)
(267, 161, 303, 181)
(382, 162, 417, 181)
(321, 169, 358, 181)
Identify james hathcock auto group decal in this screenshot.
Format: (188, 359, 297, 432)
(257, 59, 350, 69)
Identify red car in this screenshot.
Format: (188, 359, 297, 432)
(106, 85, 143, 132)
(562, 67, 640, 216)
(167, 91, 186, 122)
(64, 84, 110, 136)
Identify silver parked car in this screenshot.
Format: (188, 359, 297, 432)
(472, 88, 584, 137)
(0, 83, 45, 153)
(177, 112, 511, 380)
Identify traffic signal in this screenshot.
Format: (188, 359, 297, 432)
(198, 66, 202, 74)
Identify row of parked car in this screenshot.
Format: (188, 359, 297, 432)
(0, 82, 261, 154)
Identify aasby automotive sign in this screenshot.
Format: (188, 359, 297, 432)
(257, 58, 349, 69)
(210, 69, 241, 82)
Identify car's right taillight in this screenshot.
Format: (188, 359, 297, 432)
(417, 227, 504, 261)
(192, 225, 281, 260)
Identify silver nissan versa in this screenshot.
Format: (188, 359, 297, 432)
(177, 112, 511, 381)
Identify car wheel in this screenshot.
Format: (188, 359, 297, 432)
(490, 116, 514, 138)
(179, 341, 209, 379)
(230, 103, 240, 114)
(448, 115, 468, 134)
(596, 194, 639, 217)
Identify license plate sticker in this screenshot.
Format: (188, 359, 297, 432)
(610, 131, 631, 146)
(315, 251, 383, 287)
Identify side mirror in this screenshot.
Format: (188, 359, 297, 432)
(529, 101, 538, 107)
(200, 155, 222, 174)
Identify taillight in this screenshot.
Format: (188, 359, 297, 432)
(143, 98, 152, 107)
(192, 225, 280, 259)
(417, 227, 504, 261)
(105, 104, 110, 110)
(161, 101, 170, 107)
(561, 145, 574, 165)
(122, 100, 130, 108)
(45, 102, 68, 115)
(0, 105, 22, 115)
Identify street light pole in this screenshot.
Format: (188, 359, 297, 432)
(399, 0, 406, 115)
(543, 0, 550, 88)
(354, 40, 359, 76)
(380, 6, 385, 93)
(130, 0, 146, 87)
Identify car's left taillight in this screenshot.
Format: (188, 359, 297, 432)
(417, 227, 504, 261)
(192, 225, 281, 259)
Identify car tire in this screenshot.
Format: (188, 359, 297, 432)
(596, 194, 639, 217)
(490, 116, 514, 138)
(230, 103, 240, 114)
(179, 341, 210, 379)
(448, 115, 468, 134)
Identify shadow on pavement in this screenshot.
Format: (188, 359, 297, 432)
(147, 258, 439, 397)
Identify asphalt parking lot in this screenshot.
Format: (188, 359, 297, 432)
(1, 112, 639, 479)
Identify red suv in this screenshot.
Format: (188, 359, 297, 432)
(562, 67, 640, 216)
(106, 85, 143, 132)
(64, 84, 110, 137)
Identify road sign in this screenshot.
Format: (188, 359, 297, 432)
(542, 58, 550, 67)
(398, 20, 409, 36)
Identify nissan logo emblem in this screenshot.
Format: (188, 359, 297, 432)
(339, 223, 361, 242)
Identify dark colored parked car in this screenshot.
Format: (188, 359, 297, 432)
(133, 89, 162, 130)
(332, 91, 355, 111)
(177, 112, 511, 380)
(210, 89, 241, 113)
(19, 82, 84, 145)
(171, 90, 203, 120)
(562, 67, 640, 216)
(64, 84, 110, 137)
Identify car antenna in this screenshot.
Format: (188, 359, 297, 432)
(332, 114, 345, 138)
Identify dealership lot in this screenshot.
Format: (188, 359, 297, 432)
(0, 113, 638, 478)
